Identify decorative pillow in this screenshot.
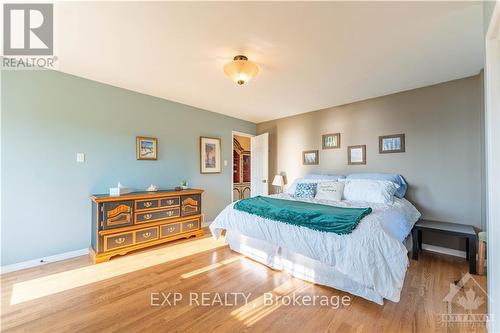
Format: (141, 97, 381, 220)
(294, 183, 317, 198)
(315, 181, 345, 201)
(343, 179, 400, 204)
(285, 178, 321, 194)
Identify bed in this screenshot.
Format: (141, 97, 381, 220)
(210, 175, 421, 305)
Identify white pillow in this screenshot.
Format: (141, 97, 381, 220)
(342, 179, 399, 204)
(304, 174, 342, 181)
(315, 181, 345, 202)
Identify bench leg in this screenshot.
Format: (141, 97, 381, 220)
(468, 236, 477, 275)
(465, 238, 470, 260)
(412, 228, 419, 260)
(418, 230, 422, 250)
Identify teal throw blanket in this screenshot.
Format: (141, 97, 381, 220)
(234, 196, 371, 235)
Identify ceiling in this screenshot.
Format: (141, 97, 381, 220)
(53, 2, 484, 123)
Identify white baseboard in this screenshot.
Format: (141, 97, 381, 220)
(421, 243, 466, 259)
(2, 221, 214, 274)
(1, 248, 89, 274)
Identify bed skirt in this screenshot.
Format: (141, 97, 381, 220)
(225, 230, 387, 304)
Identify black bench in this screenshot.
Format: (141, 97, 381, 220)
(411, 219, 478, 274)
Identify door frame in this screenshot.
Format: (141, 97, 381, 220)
(484, 3, 499, 332)
(231, 131, 254, 202)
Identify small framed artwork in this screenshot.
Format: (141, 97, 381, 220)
(200, 136, 222, 174)
(379, 134, 405, 153)
(136, 136, 158, 160)
(303, 150, 319, 165)
(322, 133, 341, 149)
(348, 145, 366, 165)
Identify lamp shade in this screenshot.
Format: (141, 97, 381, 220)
(272, 175, 284, 187)
(223, 55, 259, 85)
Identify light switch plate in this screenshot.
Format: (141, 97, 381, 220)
(76, 152, 85, 163)
(223, 160, 228, 166)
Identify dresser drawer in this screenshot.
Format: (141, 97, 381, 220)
(135, 226, 159, 243)
(159, 197, 180, 208)
(104, 231, 133, 251)
(135, 199, 159, 211)
(181, 194, 201, 216)
(101, 201, 134, 229)
(182, 218, 200, 232)
(135, 208, 180, 224)
(160, 222, 182, 238)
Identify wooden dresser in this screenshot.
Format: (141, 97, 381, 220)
(90, 189, 204, 263)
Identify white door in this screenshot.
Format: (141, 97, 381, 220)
(251, 133, 269, 196)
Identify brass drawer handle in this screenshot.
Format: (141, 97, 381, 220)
(166, 200, 175, 205)
(142, 232, 152, 239)
(167, 226, 176, 233)
(115, 237, 126, 244)
(187, 223, 194, 229)
(143, 214, 152, 220)
(166, 210, 174, 217)
(143, 202, 153, 208)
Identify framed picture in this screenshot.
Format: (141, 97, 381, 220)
(348, 145, 366, 165)
(136, 136, 158, 160)
(200, 137, 222, 173)
(303, 150, 319, 165)
(322, 133, 341, 149)
(379, 134, 405, 153)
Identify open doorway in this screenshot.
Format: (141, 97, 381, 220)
(232, 131, 269, 202)
(232, 132, 252, 201)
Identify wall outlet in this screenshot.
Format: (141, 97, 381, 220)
(76, 153, 85, 163)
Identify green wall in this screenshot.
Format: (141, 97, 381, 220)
(1, 70, 256, 266)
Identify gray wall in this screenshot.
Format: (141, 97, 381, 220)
(1, 70, 256, 266)
(257, 75, 484, 249)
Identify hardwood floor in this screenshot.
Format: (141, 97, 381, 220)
(1, 230, 487, 333)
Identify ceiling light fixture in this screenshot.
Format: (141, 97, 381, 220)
(223, 55, 259, 85)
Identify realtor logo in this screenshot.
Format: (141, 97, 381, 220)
(3, 3, 53, 55)
(439, 273, 489, 326)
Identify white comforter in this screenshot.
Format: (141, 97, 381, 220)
(210, 194, 421, 302)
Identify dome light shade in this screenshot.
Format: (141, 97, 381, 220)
(223, 55, 259, 85)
